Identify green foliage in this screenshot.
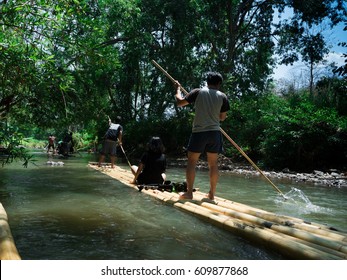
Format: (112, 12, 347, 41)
(221, 90, 347, 172)
(0, 121, 36, 167)
(124, 114, 193, 158)
(0, 0, 121, 131)
(315, 76, 347, 116)
(260, 93, 347, 171)
(21, 138, 46, 149)
(0, 0, 346, 171)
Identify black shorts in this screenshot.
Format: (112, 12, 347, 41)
(187, 130, 223, 153)
(100, 140, 118, 156)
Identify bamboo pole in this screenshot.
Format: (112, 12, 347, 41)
(192, 200, 347, 254)
(151, 60, 189, 95)
(119, 144, 132, 169)
(219, 128, 285, 197)
(0, 203, 21, 260)
(192, 192, 347, 241)
(175, 201, 343, 260)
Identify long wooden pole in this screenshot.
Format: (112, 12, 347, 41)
(119, 144, 132, 169)
(219, 128, 285, 197)
(151, 59, 286, 199)
(151, 60, 189, 95)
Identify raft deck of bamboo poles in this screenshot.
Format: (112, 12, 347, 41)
(0, 203, 21, 260)
(88, 163, 347, 260)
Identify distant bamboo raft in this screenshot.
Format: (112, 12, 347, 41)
(0, 203, 21, 260)
(88, 163, 347, 260)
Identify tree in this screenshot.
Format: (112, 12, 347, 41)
(333, 23, 347, 77)
(1, 0, 346, 170)
(2, 0, 345, 125)
(274, 0, 346, 93)
(260, 92, 347, 171)
(315, 76, 347, 116)
(0, 0, 122, 128)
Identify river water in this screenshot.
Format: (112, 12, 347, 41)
(0, 152, 346, 260)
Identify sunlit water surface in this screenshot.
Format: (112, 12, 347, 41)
(0, 153, 346, 260)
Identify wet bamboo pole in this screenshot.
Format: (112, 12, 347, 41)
(0, 203, 21, 260)
(190, 199, 347, 254)
(192, 191, 347, 241)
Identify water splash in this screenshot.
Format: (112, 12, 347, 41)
(275, 187, 332, 214)
(284, 187, 313, 205)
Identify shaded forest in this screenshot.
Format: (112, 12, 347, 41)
(1, 0, 346, 171)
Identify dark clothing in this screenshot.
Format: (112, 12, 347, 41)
(137, 152, 166, 185)
(183, 86, 230, 154)
(105, 123, 122, 141)
(47, 143, 55, 150)
(57, 141, 68, 156)
(63, 134, 72, 143)
(61, 133, 73, 155)
(99, 123, 122, 156)
(100, 139, 117, 156)
(187, 130, 223, 153)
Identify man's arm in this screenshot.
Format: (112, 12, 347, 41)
(175, 82, 189, 107)
(118, 130, 123, 144)
(220, 94, 230, 121)
(220, 112, 227, 121)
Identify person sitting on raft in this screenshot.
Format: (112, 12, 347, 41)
(131, 137, 166, 185)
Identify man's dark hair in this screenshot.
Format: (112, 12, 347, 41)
(206, 72, 223, 86)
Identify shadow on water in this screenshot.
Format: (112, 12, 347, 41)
(0, 152, 346, 259)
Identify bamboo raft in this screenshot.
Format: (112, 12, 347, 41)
(0, 203, 21, 260)
(88, 163, 347, 260)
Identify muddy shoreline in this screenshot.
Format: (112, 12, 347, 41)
(167, 156, 347, 188)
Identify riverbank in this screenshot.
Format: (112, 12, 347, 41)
(167, 155, 347, 188)
(17, 150, 347, 188)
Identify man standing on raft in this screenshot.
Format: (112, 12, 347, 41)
(174, 72, 230, 200)
(98, 116, 123, 169)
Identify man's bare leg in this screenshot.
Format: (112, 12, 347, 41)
(179, 151, 200, 199)
(98, 155, 105, 167)
(110, 156, 116, 168)
(206, 152, 219, 200)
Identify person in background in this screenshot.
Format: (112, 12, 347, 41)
(98, 116, 123, 168)
(47, 134, 56, 154)
(63, 131, 74, 155)
(131, 136, 166, 185)
(174, 72, 230, 200)
(61, 131, 73, 156)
